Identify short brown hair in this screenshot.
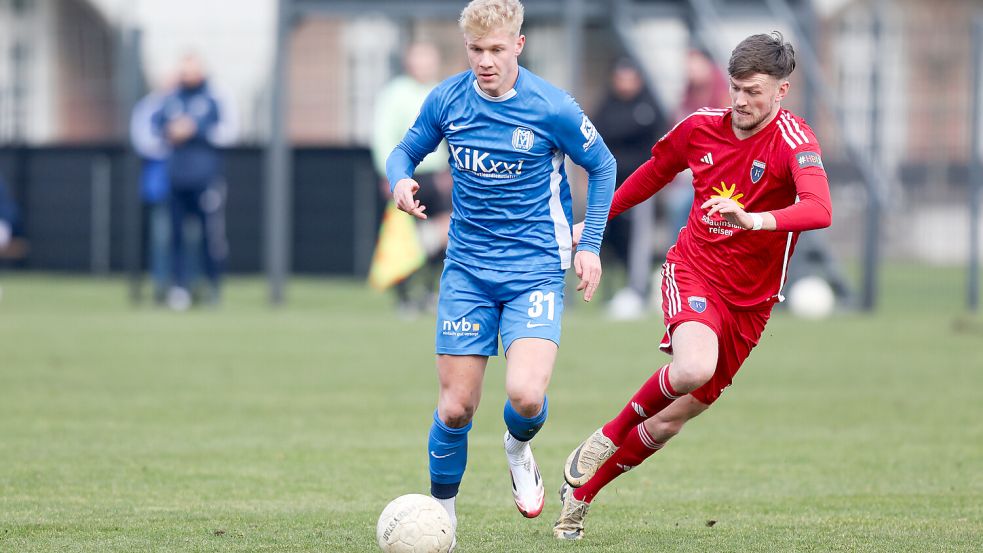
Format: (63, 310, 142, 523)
(728, 32, 795, 80)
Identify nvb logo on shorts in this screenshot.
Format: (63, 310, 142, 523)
(442, 317, 481, 337)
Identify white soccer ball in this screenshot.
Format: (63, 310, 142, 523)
(377, 494, 454, 553)
(787, 276, 835, 320)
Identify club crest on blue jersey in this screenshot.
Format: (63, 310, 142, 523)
(580, 115, 597, 150)
(750, 160, 766, 183)
(688, 296, 707, 313)
(512, 127, 535, 151)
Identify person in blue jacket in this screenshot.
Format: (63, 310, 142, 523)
(153, 53, 233, 310)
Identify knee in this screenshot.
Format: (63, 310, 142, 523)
(644, 416, 686, 442)
(669, 356, 716, 393)
(505, 390, 544, 418)
(439, 398, 476, 428)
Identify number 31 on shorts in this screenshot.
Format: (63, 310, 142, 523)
(528, 290, 555, 320)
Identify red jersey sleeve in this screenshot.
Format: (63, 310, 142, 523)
(609, 113, 694, 220)
(770, 115, 832, 232)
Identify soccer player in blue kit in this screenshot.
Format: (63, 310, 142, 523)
(386, 0, 615, 545)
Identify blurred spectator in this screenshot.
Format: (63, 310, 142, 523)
(664, 49, 731, 236)
(131, 81, 173, 304)
(0, 175, 24, 302)
(592, 59, 667, 319)
(153, 53, 236, 310)
(0, 180, 18, 250)
(371, 42, 452, 316)
(0, 176, 20, 255)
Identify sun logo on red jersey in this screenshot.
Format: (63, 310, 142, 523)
(710, 182, 745, 209)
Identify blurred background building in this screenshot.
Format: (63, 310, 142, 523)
(0, 0, 979, 310)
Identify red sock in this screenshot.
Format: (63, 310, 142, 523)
(602, 364, 679, 446)
(573, 423, 663, 503)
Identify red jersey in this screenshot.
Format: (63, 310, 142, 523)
(610, 107, 832, 309)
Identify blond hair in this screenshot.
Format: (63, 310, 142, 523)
(459, 0, 524, 39)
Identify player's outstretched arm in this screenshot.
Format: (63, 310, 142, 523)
(704, 176, 832, 233)
(384, 86, 445, 219)
(701, 197, 777, 231)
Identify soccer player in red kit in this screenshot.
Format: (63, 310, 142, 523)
(553, 32, 832, 540)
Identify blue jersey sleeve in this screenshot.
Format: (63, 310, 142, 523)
(551, 97, 616, 256)
(386, 88, 445, 192)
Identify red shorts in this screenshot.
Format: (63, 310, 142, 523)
(659, 259, 772, 405)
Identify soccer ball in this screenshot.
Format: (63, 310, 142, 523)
(787, 276, 835, 320)
(376, 494, 454, 553)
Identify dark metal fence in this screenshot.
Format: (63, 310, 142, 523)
(0, 146, 379, 276)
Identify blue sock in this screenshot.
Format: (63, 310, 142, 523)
(428, 409, 470, 499)
(503, 396, 548, 442)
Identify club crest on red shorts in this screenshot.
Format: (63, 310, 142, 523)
(688, 296, 707, 313)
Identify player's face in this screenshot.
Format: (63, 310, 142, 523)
(465, 29, 525, 97)
(729, 73, 789, 135)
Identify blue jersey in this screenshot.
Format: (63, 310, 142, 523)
(387, 67, 615, 271)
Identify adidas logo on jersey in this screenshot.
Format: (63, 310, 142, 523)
(701, 152, 714, 165)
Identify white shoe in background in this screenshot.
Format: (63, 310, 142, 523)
(167, 287, 191, 312)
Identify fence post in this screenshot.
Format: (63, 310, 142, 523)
(969, 14, 982, 312)
(860, 0, 886, 312)
(90, 155, 112, 275)
(265, 0, 293, 305)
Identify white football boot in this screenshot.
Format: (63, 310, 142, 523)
(503, 432, 545, 518)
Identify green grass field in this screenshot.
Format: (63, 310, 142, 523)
(1, 267, 981, 552)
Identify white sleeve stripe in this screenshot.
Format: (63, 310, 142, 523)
(779, 118, 804, 146)
(665, 111, 724, 137)
(776, 118, 796, 148)
(781, 112, 809, 144)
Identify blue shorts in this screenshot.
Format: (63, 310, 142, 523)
(435, 259, 566, 356)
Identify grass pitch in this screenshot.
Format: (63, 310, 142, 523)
(0, 266, 980, 552)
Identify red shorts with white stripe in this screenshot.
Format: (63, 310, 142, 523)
(659, 259, 772, 405)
